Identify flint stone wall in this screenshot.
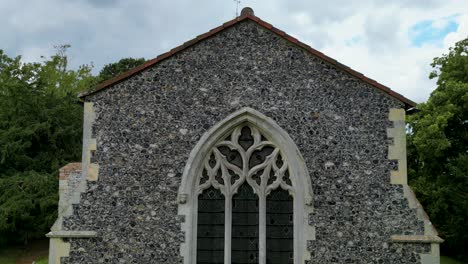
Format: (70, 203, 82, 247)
(62, 20, 429, 263)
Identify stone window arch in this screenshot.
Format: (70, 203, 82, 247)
(178, 107, 314, 264)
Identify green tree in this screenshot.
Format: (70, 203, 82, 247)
(408, 38, 468, 261)
(0, 171, 58, 245)
(98, 57, 145, 82)
(0, 46, 94, 246)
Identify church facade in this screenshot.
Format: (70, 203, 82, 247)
(47, 8, 442, 264)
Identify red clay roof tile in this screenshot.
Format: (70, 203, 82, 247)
(79, 12, 416, 109)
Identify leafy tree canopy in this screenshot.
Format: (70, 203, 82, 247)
(97, 57, 145, 82)
(430, 38, 468, 86)
(0, 48, 147, 247)
(0, 46, 93, 246)
(0, 171, 58, 245)
(408, 38, 468, 261)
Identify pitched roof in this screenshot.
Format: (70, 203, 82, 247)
(79, 8, 416, 109)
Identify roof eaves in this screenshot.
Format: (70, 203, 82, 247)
(78, 15, 249, 99)
(79, 13, 417, 109)
(260, 21, 416, 108)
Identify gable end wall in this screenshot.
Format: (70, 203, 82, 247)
(60, 20, 433, 263)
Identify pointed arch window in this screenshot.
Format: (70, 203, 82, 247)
(178, 108, 313, 264)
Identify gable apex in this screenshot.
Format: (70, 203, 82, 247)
(79, 8, 416, 109)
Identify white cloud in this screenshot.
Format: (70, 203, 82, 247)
(1, 0, 467, 103)
(444, 14, 468, 48)
(432, 17, 453, 30)
(20, 47, 53, 63)
(266, 0, 468, 102)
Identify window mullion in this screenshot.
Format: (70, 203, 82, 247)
(259, 191, 267, 264)
(224, 193, 232, 264)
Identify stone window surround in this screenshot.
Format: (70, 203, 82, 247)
(178, 107, 314, 264)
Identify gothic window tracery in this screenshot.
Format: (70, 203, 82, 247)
(178, 107, 313, 264)
(196, 125, 294, 264)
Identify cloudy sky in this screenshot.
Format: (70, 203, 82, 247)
(1, 0, 466, 102)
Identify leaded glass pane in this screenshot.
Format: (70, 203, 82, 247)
(266, 188, 294, 264)
(195, 123, 297, 264)
(232, 183, 259, 264)
(197, 187, 225, 264)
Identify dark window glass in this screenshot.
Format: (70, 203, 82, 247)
(266, 188, 294, 264)
(197, 187, 225, 264)
(232, 183, 259, 264)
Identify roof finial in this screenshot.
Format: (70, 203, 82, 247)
(234, 0, 241, 17)
(241, 7, 254, 16)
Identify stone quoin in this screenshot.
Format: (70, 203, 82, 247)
(47, 7, 442, 264)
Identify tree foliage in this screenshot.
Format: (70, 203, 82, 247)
(0, 50, 145, 247)
(408, 38, 468, 260)
(97, 57, 145, 82)
(0, 46, 94, 246)
(0, 171, 58, 245)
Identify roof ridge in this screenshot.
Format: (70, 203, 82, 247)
(79, 12, 416, 109)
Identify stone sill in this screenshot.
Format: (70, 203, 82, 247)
(46, 231, 97, 238)
(391, 235, 444, 244)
